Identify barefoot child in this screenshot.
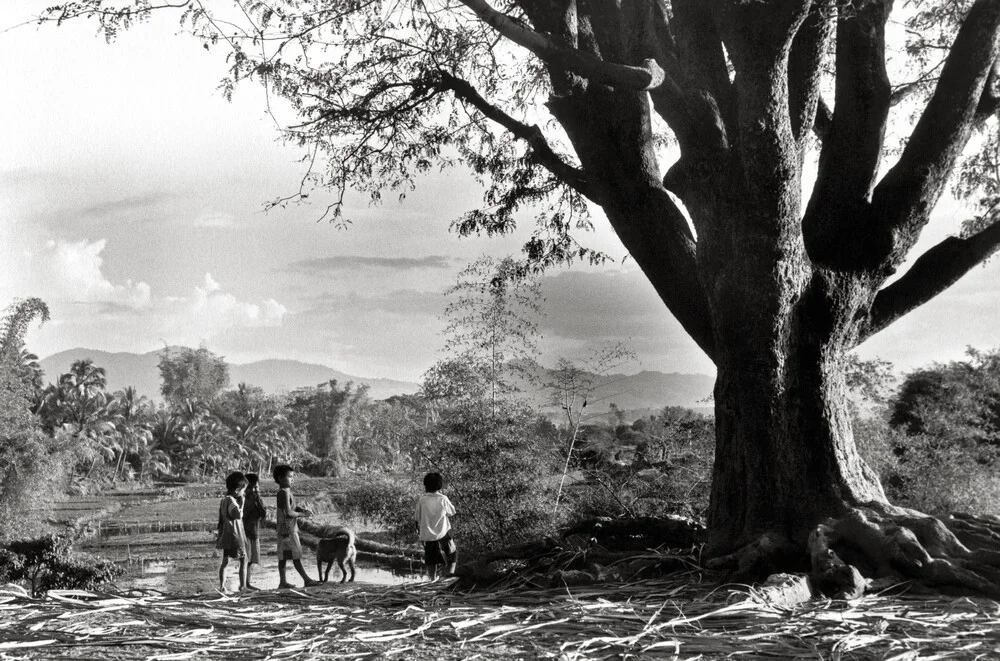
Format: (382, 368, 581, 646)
(415, 472, 457, 580)
(242, 473, 268, 590)
(273, 464, 322, 589)
(217, 471, 249, 591)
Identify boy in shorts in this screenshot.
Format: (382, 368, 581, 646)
(273, 464, 322, 589)
(415, 472, 457, 580)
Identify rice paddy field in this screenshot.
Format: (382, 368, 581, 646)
(50, 479, 421, 593)
(2, 481, 1000, 658)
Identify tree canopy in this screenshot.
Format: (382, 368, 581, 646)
(158, 345, 230, 407)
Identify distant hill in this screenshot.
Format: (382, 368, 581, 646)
(512, 360, 715, 420)
(38, 348, 421, 402)
(38, 348, 716, 415)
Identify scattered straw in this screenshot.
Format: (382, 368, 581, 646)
(0, 575, 998, 659)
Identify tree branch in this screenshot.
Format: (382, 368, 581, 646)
(604, 188, 716, 361)
(456, 0, 666, 91)
(668, 0, 736, 140)
(975, 57, 1000, 122)
(802, 0, 893, 269)
(859, 219, 1000, 343)
(788, 0, 835, 144)
(871, 0, 1000, 269)
(436, 71, 592, 201)
(813, 96, 833, 140)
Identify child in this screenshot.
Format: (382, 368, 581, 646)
(217, 471, 249, 591)
(415, 472, 457, 580)
(242, 473, 268, 591)
(273, 464, 322, 589)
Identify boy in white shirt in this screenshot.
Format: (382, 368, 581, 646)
(415, 472, 457, 580)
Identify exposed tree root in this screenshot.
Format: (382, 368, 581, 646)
(451, 534, 701, 589)
(711, 506, 1000, 600)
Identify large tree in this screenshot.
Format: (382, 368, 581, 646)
(40, 0, 1000, 595)
(158, 345, 230, 408)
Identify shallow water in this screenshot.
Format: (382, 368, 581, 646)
(119, 556, 420, 593)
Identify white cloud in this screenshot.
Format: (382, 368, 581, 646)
(25, 238, 153, 309)
(10, 237, 287, 358)
(179, 272, 287, 337)
(193, 212, 239, 228)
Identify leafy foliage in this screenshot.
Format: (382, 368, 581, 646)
(214, 383, 301, 473)
(158, 345, 230, 408)
(285, 380, 368, 476)
(852, 348, 1000, 516)
(334, 475, 422, 544)
(889, 348, 1000, 445)
(0, 534, 122, 597)
(423, 400, 559, 555)
(566, 407, 715, 521)
(0, 299, 63, 541)
(424, 255, 542, 412)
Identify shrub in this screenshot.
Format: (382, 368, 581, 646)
(423, 402, 561, 556)
(565, 408, 715, 523)
(334, 475, 421, 543)
(855, 414, 1000, 516)
(0, 534, 123, 597)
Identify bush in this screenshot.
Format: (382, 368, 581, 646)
(0, 534, 123, 597)
(855, 415, 1000, 516)
(334, 475, 421, 543)
(424, 402, 561, 556)
(565, 408, 714, 523)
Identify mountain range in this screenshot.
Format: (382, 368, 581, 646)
(38, 348, 421, 402)
(38, 348, 716, 414)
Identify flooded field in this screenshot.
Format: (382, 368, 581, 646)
(121, 554, 418, 593)
(56, 479, 424, 594)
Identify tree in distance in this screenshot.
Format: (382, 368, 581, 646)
(38, 0, 1000, 597)
(158, 345, 230, 409)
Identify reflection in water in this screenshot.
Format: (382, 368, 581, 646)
(120, 557, 421, 593)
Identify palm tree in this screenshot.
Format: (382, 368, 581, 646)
(37, 359, 115, 480)
(107, 387, 154, 481)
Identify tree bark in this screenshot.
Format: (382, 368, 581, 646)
(706, 272, 887, 558)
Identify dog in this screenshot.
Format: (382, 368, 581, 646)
(316, 526, 357, 583)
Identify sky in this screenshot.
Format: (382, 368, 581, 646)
(1, 3, 997, 384)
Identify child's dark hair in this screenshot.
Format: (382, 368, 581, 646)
(246, 473, 259, 489)
(225, 471, 248, 493)
(273, 464, 294, 484)
(423, 472, 443, 492)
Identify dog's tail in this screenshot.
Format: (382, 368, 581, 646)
(331, 526, 355, 546)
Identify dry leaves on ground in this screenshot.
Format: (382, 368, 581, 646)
(1, 573, 999, 659)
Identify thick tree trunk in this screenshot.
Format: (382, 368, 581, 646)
(524, 0, 1000, 598)
(706, 279, 887, 557)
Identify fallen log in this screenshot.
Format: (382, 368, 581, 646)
(260, 518, 424, 564)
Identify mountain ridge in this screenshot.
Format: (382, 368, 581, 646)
(38, 348, 421, 402)
(38, 348, 715, 413)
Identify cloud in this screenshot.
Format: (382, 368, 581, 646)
(285, 255, 454, 274)
(302, 289, 444, 317)
(536, 269, 715, 374)
(33, 239, 153, 309)
(177, 272, 287, 336)
(192, 211, 240, 228)
(10, 238, 288, 358)
(208, 291, 444, 381)
(71, 193, 176, 221)
(539, 270, 672, 340)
